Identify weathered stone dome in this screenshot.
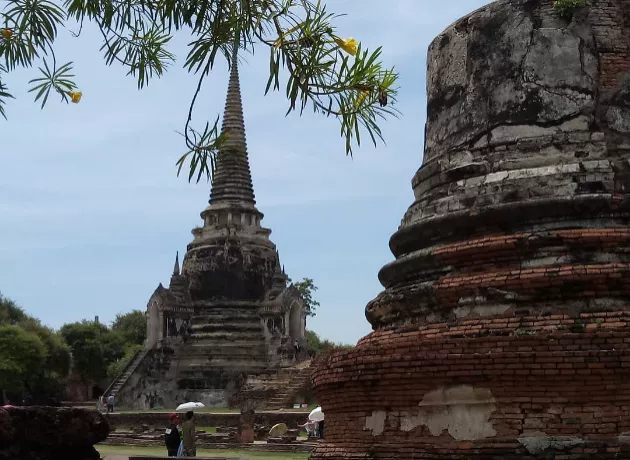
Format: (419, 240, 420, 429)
(367, 0, 630, 329)
(312, 1, 630, 459)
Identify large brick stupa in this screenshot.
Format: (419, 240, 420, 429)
(312, 1, 630, 458)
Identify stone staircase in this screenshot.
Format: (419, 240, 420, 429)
(173, 307, 270, 388)
(187, 307, 268, 368)
(103, 348, 148, 399)
(259, 360, 313, 410)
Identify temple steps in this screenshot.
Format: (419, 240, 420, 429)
(247, 360, 313, 410)
(179, 359, 270, 371)
(186, 342, 267, 353)
(190, 332, 266, 342)
(177, 349, 268, 361)
(190, 311, 260, 324)
(191, 322, 262, 333)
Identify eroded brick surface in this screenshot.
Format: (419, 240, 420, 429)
(312, 1, 630, 458)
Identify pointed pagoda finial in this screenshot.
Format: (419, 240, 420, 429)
(173, 251, 180, 276)
(282, 265, 285, 274)
(209, 47, 256, 205)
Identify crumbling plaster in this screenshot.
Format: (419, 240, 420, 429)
(364, 386, 497, 441)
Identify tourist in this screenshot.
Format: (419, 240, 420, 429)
(318, 420, 324, 439)
(164, 413, 181, 457)
(298, 419, 317, 437)
(181, 411, 196, 457)
(294, 339, 300, 360)
(106, 394, 115, 413)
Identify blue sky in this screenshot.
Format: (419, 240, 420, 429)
(0, 1, 490, 344)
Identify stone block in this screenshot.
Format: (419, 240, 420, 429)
(0, 406, 108, 460)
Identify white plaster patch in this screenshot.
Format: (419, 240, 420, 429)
(518, 432, 585, 454)
(484, 164, 580, 185)
(454, 305, 510, 318)
(364, 410, 387, 436)
(400, 385, 497, 441)
(473, 305, 510, 317)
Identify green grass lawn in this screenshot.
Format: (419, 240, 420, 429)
(97, 444, 311, 459)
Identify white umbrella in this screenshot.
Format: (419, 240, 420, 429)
(308, 406, 324, 422)
(176, 402, 205, 412)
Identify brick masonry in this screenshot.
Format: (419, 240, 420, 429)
(105, 411, 308, 430)
(311, 1, 630, 459)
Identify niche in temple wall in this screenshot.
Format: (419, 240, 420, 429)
(266, 316, 285, 336)
(164, 314, 192, 338)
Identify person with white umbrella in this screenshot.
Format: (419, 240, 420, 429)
(309, 406, 325, 439)
(176, 402, 205, 457)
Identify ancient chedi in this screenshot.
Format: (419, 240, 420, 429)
(312, 1, 630, 459)
(112, 53, 306, 409)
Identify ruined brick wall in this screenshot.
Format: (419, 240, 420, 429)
(311, 0, 630, 458)
(314, 316, 630, 458)
(587, 0, 630, 88)
(106, 411, 308, 430)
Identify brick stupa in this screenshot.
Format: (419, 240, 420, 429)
(312, 1, 630, 458)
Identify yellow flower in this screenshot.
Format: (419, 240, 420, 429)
(334, 37, 358, 56)
(67, 91, 82, 104)
(1, 29, 12, 39)
(355, 90, 370, 107)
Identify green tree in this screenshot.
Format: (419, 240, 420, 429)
(60, 321, 125, 387)
(0, 293, 71, 402)
(20, 319, 71, 392)
(304, 329, 351, 356)
(0, 292, 28, 325)
(107, 343, 143, 380)
(0, 324, 46, 392)
(289, 277, 320, 317)
(112, 310, 146, 346)
(0, 0, 399, 181)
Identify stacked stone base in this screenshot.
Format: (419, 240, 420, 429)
(311, 442, 630, 460)
(311, 312, 630, 459)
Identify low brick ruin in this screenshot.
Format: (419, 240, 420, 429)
(103, 410, 314, 453)
(312, 0, 630, 458)
(105, 410, 308, 431)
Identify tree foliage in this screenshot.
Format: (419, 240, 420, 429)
(304, 329, 351, 356)
(112, 309, 146, 346)
(0, 0, 399, 181)
(0, 324, 46, 392)
(107, 342, 143, 380)
(108, 310, 146, 380)
(60, 320, 126, 384)
(0, 292, 28, 325)
(552, 0, 586, 19)
(0, 293, 71, 400)
(290, 277, 320, 317)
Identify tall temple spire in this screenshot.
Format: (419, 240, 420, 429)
(209, 50, 256, 206)
(173, 251, 180, 276)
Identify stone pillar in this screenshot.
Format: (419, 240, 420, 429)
(237, 408, 255, 444)
(312, 1, 630, 459)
